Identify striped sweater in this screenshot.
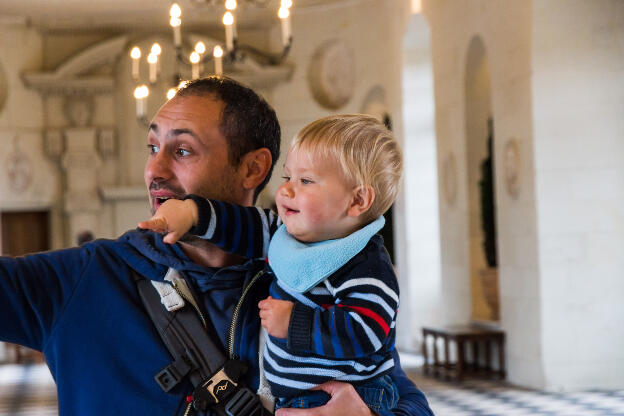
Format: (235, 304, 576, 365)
(187, 196, 399, 398)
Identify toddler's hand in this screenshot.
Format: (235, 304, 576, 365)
(258, 296, 294, 339)
(138, 199, 198, 244)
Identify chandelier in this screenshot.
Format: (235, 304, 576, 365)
(132, 0, 293, 122)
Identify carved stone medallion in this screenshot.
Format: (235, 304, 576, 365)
(308, 40, 355, 109)
(503, 138, 520, 199)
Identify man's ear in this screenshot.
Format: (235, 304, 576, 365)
(347, 185, 375, 218)
(240, 148, 273, 191)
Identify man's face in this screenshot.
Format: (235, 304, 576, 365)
(144, 95, 244, 214)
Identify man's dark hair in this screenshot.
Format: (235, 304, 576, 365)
(177, 76, 281, 200)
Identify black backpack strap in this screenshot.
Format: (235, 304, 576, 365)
(133, 268, 266, 416)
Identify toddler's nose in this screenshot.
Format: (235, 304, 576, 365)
(279, 182, 294, 198)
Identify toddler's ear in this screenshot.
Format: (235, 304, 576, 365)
(347, 185, 375, 218)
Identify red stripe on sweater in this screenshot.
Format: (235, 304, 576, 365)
(337, 304, 389, 336)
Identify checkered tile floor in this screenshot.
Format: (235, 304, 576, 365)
(407, 369, 624, 415)
(1, 362, 624, 415)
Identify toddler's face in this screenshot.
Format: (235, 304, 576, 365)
(275, 148, 357, 243)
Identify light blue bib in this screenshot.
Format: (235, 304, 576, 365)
(267, 216, 385, 293)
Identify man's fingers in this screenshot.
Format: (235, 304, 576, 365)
(311, 380, 343, 395)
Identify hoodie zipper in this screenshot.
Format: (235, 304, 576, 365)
(171, 280, 207, 329)
(227, 269, 265, 359)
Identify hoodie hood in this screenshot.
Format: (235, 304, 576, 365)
(110, 229, 254, 292)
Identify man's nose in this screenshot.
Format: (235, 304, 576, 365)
(145, 151, 172, 183)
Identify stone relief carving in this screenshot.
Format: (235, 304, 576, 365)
(45, 130, 65, 160)
(6, 138, 33, 193)
(308, 39, 355, 109)
(503, 138, 520, 199)
(64, 96, 94, 127)
(98, 129, 117, 158)
(442, 152, 458, 206)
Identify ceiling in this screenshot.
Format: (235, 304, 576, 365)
(0, 0, 361, 31)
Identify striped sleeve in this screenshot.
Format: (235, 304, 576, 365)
(288, 267, 399, 359)
(184, 195, 281, 259)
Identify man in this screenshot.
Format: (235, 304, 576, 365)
(0, 77, 432, 415)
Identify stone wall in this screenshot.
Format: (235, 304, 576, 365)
(424, 0, 624, 390)
(532, 0, 624, 390)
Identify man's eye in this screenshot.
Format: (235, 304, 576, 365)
(176, 148, 191, 157)
(148, 144, 159, 154)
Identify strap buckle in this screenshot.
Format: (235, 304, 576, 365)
(154, 352, 195, 392)
(224, 387, 265, 416)
(192, 360, 248, 411)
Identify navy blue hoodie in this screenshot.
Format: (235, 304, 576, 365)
(0, 229, 432, 416)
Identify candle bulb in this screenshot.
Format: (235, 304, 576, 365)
(130, 47, 141, 82)
(195, 41, 206, 55)
(151, 43, 162, 75)
(170, 3, 182, 47)
(226, 0, 238, 38)
(134, 85, 149, 119)
(147, 53, 158, 83)
(278, 7, 291, 47)
(213, 45, 223, 76)
(170, 17, 182, 47)
(223, 12, 234, 52)
(190, 51, 201, 80)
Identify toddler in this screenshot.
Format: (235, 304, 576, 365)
(139, 114, 403, 413)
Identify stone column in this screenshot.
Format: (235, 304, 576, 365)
(61, 127, 102, 246)
(59, 96, 102, 246)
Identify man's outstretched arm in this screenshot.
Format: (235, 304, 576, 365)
(274, 349, 434, 416)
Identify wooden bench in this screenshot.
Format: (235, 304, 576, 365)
(422, 324, 505, 381)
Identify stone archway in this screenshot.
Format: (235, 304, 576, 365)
(464, 35, 499, 322)
(397, 11, 440, 352)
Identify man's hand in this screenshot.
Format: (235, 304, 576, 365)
(258, 296, 294, 338)
(275, 381, 375, 416)
(137, 199, 198, 244)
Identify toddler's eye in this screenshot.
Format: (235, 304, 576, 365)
(301, 178, 313, 185)
(282, 176, 291, 182)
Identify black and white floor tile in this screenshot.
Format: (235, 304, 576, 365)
(407, 369, 624, 415)
(1, 361, 624, 415)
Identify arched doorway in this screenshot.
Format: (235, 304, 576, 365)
(397, 11, 439, 351)
(464, 36, 499, 322)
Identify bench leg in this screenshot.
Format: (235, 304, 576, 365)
(432, 335, 440, 376)
(422, 330, 430, 375)
(456, 340, 464, 381)
(498, 337, 506, 379)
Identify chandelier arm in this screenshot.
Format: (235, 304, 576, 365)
(234, 37, 292, 65)
(171, 38, 292, 68)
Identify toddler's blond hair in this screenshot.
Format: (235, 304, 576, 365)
(291, 114, 402, 224)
